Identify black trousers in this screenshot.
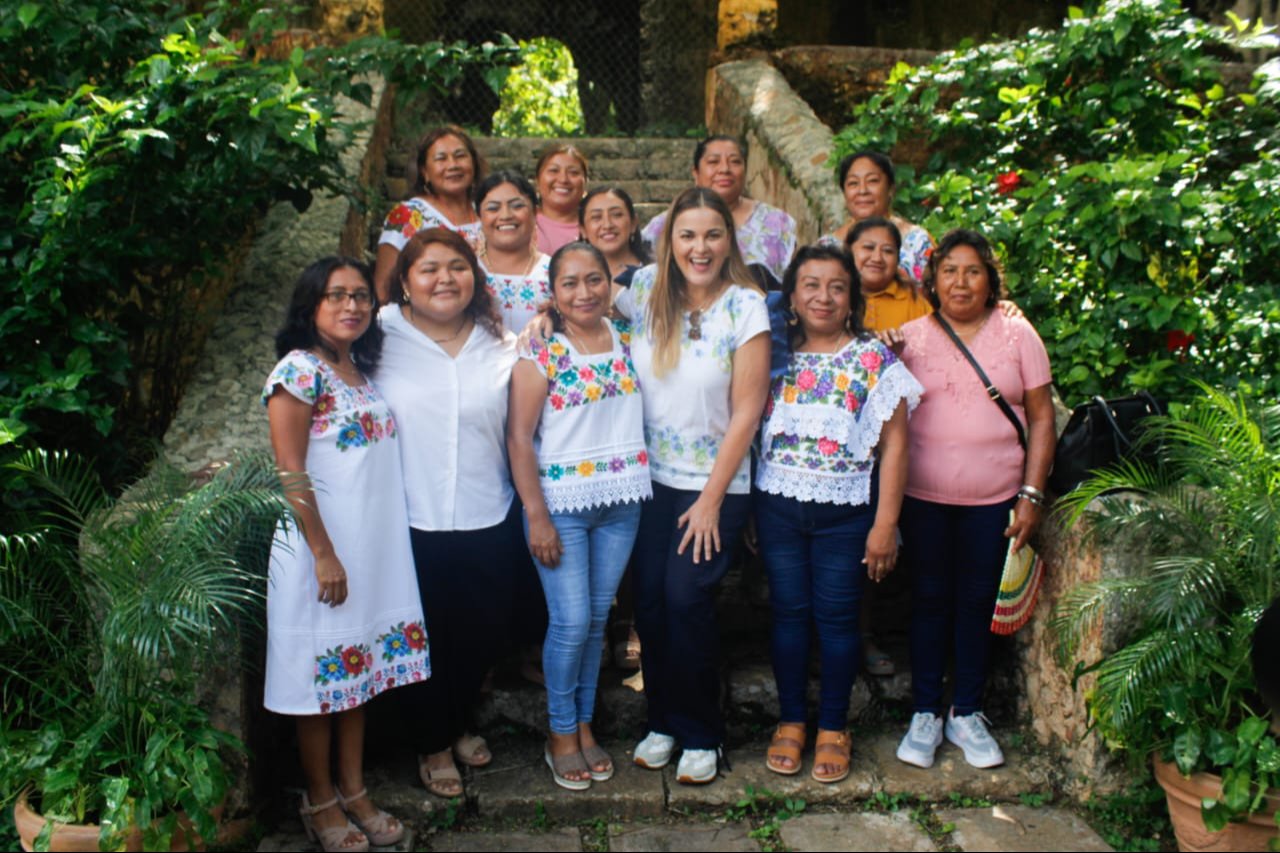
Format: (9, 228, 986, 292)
(397, 499, 528, 754)
(632, 482, 751, 749)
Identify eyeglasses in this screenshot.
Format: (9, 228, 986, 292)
(323, 290, 373, 307)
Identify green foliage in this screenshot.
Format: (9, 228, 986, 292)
(1082, 779, 1173, 852)
(1051, 385, 1280, 829)
(492, 37, 584, 138)
(725, 786, 806, 851)
(0, 0, 515, 466)
(830, 0, 1280, 405)
(0, 449, 290, 848)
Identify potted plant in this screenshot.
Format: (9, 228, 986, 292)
(1051, 386, 1280, 851)
(0, 449, 289, 851)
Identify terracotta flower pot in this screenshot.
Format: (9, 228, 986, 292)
(1153, 756, 1280, 852)
(13, 791, 220, 852)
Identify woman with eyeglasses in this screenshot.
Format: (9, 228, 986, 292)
(264, 257, 427, 852)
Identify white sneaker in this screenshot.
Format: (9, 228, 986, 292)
(896, 712, 943, 768)
(945, 709, 1005, 768)
(633, 731, 676, 769)
(675, 748, 718, 784)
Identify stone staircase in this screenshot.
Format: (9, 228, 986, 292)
(382, 136, 697, 230)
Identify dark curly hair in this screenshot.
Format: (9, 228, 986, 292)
(388, 228, 503, 340)
(780, 244, 868, 350)
(844, 215, 903, 255)
(693, 134, 746, 169)
(474, 170, 539, 214)
(921, 229, 1005, 310)
(275, 257, 382, 374)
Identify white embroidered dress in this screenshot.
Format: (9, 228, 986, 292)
(756, 338, 923, 505)
(483, 253, 553, 333)
(520, 319, 652, 513)
(262, 350, 430, 715)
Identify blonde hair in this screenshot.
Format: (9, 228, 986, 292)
(648, 187, 761, 377)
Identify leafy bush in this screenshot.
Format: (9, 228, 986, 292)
(831, 0, 1280, 406)
(0, 450, 288, 849)
(1052, 386, 1279, 830)
(492, 37, 585, 137)
(0, 0, 514, 469)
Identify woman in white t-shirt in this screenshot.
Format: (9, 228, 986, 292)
(374, 125, 485, 302)
(618, 187, 771, 784)
(508, 242, 652, 791)
(371, 228, 529, 800)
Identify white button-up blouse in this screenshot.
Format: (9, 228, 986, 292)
(372, 305, 518, 531)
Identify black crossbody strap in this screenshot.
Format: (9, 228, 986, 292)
(933, 313, 1028, 450)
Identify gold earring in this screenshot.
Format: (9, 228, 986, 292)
(787, 312, 799, 327)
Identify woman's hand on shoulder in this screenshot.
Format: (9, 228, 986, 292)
(998, 299, 1024, 320)
(314, 551, 350, 606)
(875, 326, 906, 355)
(517, 310, 556, 353)
(526, 509, 563, 568)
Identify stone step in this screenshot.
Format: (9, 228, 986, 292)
(349, 729, 1055, 827)
(384, 150, 689, 183)
(472, 657, 913, 742)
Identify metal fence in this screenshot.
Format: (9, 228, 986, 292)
(384, 0, 643, 134)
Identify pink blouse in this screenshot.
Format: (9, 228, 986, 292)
(899, 311, 1051, 505)
(535, 212, 581, 255)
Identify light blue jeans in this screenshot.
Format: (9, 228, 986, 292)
(525, 500, 643, 734)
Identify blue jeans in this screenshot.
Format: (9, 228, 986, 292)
(525, 500, 642, 734)
(754, 488, 876, 730)
(901, 495, 1016, 716)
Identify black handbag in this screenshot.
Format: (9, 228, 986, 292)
(1048, 392, 1164, 495)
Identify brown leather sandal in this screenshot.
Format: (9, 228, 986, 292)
(812, 729, 851, 783)
(765, 722, 806, 775)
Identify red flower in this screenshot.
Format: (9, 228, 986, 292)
(342, 646, 365, 675)
(386, 678, 397, 689)
(320, 701, 331, 713)
(405, 623, 427, 650)
(817, 437, 840, 456)
(387, 205, 411, 226)
(996, 171, 1022, 195)
(1166, 329, 1195, 352)
(636, 450, 648, 465)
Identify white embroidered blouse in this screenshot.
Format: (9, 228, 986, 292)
(518, 318, 652, 513)
(756, 337, 923, 505)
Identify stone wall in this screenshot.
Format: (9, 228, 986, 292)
(705, 59, 845, 244)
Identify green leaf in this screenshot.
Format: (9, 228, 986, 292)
(1206, 729, 1235, 766)
(1220, 767, 1252, 812)
(1237, 717, 1269, 746)
(1201, 798, 1231, 833)
(1174, 728, 1203, 774)
(18, 2, 39, 27)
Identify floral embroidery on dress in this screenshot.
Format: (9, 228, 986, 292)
(379, 198, 483, 253)
(900, 227, 933, 284)
(264, 352, 397, 447)
(541, 449, 649, 481)
(757, 339, 923, 505)
(486, 255, 552, 319)
(645, 424, 720, 471)
(529, 329, 641, 411)
(313, 622, 430, 713)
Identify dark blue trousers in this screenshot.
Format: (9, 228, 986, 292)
(632, 482, 751, 749)
(901, 495, 1015, 716)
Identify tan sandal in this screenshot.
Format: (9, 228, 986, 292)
(765, 722, 806, 775)
(335, 787, 404, 847)
(812, 729, 851, 783)
(418, 751, 464, 799)
(300, 792, 369, 852)
(452, 733, 492, 767)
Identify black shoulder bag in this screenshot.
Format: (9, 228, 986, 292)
(1047, 392, 1163, 495)
(932, 314, 1027, 450)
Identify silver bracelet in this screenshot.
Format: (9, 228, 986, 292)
(1019, 484, 1047, 501)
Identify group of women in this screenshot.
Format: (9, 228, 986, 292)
(261, 124, 1056, 850)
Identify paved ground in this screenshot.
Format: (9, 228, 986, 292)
(252, 729, 1115, 852)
